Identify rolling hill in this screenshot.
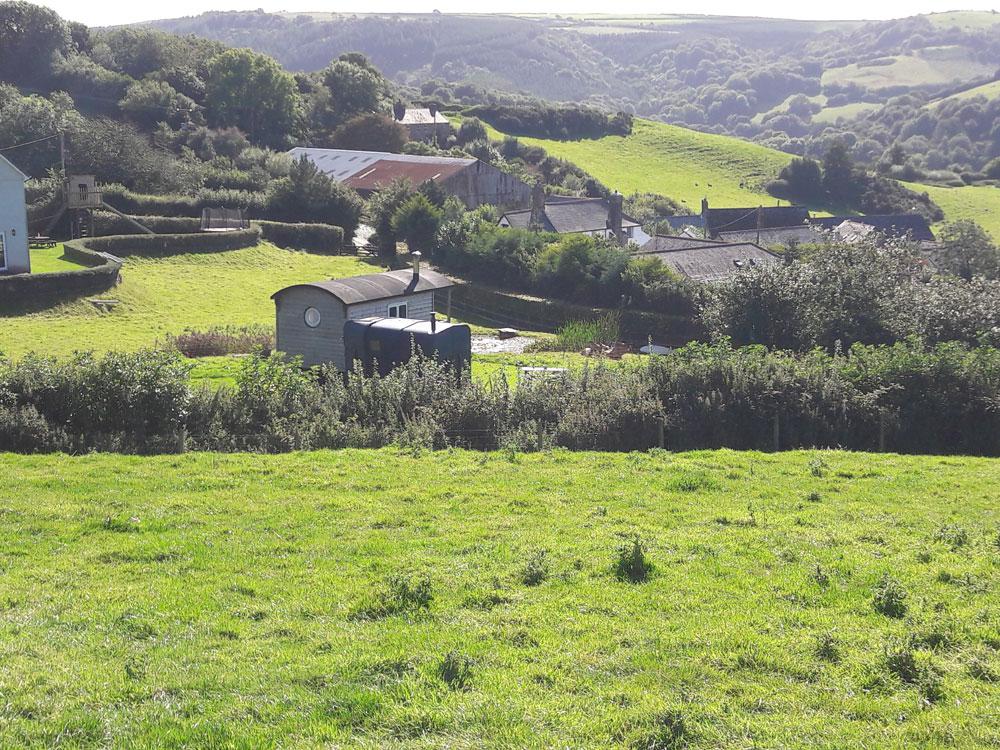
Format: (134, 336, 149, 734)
(930, 79, 1000, 108)
(904, 182, 1000, 240)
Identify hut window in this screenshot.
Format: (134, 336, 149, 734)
(304, 307, 321, 328)
(388, 302, 407, 318)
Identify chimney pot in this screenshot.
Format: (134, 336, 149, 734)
(412, 251, 422, 278)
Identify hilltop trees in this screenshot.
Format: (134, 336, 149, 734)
(332, 113, 406, 153)
(392, 193, 442, 255)
(934, 221, 1000, 281)
(266, 154, 362, 237)
(0, 1, 70, 84)
(204, 48, 300, 148)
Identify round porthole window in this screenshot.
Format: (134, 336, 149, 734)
(304, 307, 321, 328)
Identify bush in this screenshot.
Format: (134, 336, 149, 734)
(84, 228, 261, 257)
(615, 535, 653, 583)
(102, 184, 269, 218)
(93, 212, 201, 235)
(255, 220, 345, 253)
(166, 326, 273, 358)
(551, 313, 621, 352)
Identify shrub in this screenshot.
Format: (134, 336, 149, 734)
(83, 228, 260, 257)
(255, 220, 345, 253)
(552, 312, 621, 352)
(166, 326, 273, 358)
(615, 535, 653, 583)
(93, 212, 201, 235)
(872, 573, 907, 618)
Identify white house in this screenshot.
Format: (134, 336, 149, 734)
(0, 154, 29, 275)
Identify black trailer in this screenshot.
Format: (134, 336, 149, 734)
(343, 315, 471, 376)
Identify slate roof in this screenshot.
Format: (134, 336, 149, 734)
(809, 214, 934, 241)
(706, 206, 809, 235)
(635, 243, 780, 283)
(289, 147, 476, 184)
(659, 215, 704, 231)
(717, 225, 828, 247)
(640, 235, 725, 252)
(500, 198, 640, 234)
(272, 269, 454, 306)
(397, 108, 448, 125)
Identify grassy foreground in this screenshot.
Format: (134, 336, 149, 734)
(0, 449, 997, 748)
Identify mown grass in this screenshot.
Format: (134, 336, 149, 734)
(0, 449, 997, 747)
(481, 118, 793, 210)
(0, 243, 381, 359)
(905, 182, 1000, 240)
(27, 244, 87, 274)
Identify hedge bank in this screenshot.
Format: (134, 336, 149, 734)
(0, 242, 120, 311)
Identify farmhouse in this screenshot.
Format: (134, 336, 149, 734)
(289, 147, 531, 209)
(635, 241, 780, 283)
(0, 154, 30, 275)
(498, 191, 651, 246)
(271, 254, 457, 370)
(393, 108, 451, 144)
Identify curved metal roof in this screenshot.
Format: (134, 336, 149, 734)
(272, 268, 454, 306)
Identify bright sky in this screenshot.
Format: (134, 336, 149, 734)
(34, 2, 1000, 27)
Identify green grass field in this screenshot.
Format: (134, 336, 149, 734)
(812, 101, 880, 124)
(822, 49, 994, 91)
(0, 449, 997, 747)
(924, 10, 1000, 30)
(905, 182, 1000, 240)
(0, 243, 381, 360)
(483, 118, 793, 210)
(27, 244, 88, 274)
(931, 79, 1000, 108)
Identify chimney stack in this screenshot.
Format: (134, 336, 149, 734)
(529, 180, 545, 231)
(608, 191, 624, 247)
(412, 250, 421, 278)
(430, 312, 437, 332)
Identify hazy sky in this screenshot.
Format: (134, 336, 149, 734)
(34, 1, 1000, 27)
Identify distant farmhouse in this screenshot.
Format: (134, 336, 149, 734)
(393, 107, 451, 144)
(0, 154, 29, 275)
(272, 254, 458, 371)
(498, 190, 651, 246)
(636, 236, 780, 283)
(289, 147, 531, 209)
(810, 214, 936, 243)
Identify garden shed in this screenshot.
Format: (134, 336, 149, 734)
(271, 254, 456, 370)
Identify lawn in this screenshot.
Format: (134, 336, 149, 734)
(0, 243, 382, 359)
(27, 244, 88, 274)
(0, 449, 997, 747)
(905, 182, 1000, 240)
(480, 118, 794, 210)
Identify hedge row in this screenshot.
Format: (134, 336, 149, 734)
(84, 228, 261, 257)
(452, 283, 703, 345)
(93, 212, 201, 236)
(0, 242, 120, 312)
(255, 221, 345, 254)
(101, 184, 268, 218)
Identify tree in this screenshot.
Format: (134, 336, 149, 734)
(935, 221, 1000, 281)
(457, 117, 487, 145)
(822, 142, 861, 205)
(366, 178, 415, 257)
(266, 154, 363, 239)
(312, 55, 388, 133)
(204, 48, 300, 148)
(392, 193, 442, 255)
(0, 1, 70, 84)
(331, 113, 406, 152)
(120, 79, 197, 129)
(778, 157, 823, 203)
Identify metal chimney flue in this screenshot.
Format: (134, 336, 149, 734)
(412, 250, 421, 278)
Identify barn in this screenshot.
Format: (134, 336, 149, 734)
(0, 154, 30, 275)
(271, 255, 457, 370)
(288, 147, 531, 210)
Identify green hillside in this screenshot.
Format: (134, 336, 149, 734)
(1, 448, 998, 748)
(486, 118, 793, 211)
(905, 182, 1000, 240)
(925, 10, 1000, 30)
(0, 244, 379, 360)
(931, 79, 1000, 107)
(822, 48, 994, 91)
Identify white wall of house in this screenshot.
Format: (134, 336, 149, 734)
(0, 156, 30, 275)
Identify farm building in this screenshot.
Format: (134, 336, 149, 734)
(634, 241, 780, 283)
(701, 199, 810, 238)
(394, 108, 452, 144)
(271, 255, 458, 370)
(810, 214, 935, 242)
(0, 154, 30, 275)
(498, 191, 650, 246)
(288, 147, 531, 209)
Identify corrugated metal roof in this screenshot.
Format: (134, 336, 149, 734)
(501, 198, 639, 234)
(344, 159, 469, 190)
(289, 147, 476, 184)
(272, 268, 454, 306)
(636, 243, 780, 283)
(397, 108, 448, 125)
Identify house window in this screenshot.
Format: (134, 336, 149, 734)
(304, 307, 321, 328)
(0, 232, 6, 272)
(388, 302, 407, 318)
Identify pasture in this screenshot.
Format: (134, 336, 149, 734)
(821, 48, 994, 91)
(0, 449, 997, 747)
(906, 182, 1000, 240)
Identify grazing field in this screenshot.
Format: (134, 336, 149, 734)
(482, 118, 793, 210)
(906, 182, 1000, 240)
(0, 243, 380, 359)
(812, 101, 880, 124)
(931, 79, 1000, 108)
(822, 49, 994, 91)
(0, 449, 997, 747)
(924, 10, 1000, 30)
